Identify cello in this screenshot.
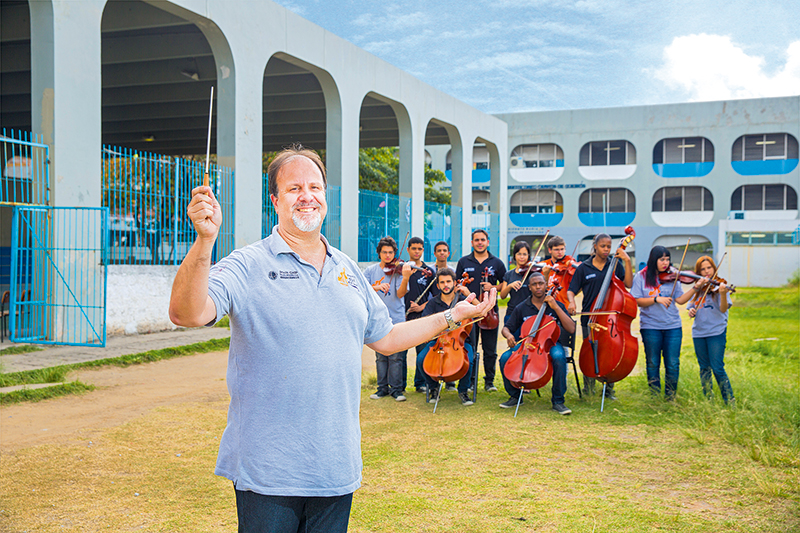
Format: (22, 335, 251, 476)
(423, 274, 474, 411)
(502, 284, 561, 416)
(578, 226, 638, 409)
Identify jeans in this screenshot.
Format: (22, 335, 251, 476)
(499, 343, 567, 405)
(641, 327, 682, 398)
(580, 324, 615, 396)
(693, 331, 734, 403)
(469, 322, 499, 386)
(412, 342, 428, 389)
(234, 487, 352, 533)
(416, 340, 475, 393)
(375, 349, 407, 397)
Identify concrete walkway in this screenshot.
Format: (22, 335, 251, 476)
(0, 327, 231, 373)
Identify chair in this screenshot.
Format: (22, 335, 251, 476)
(565, 331, 583, 399)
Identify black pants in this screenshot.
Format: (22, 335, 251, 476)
(234, 486, 353, 533)
(470, 323, 499, 386)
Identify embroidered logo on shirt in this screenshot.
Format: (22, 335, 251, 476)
(464, 267, 475, 272)
(268, 271, 278, 280)
(586, 273, 596, 279)
(338, 268, 359, 290)
(279, 270, 300, 279)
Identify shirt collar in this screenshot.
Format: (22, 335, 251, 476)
(265, 225, 339, 264)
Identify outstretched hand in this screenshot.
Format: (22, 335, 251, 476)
(451, 288, 497, 323)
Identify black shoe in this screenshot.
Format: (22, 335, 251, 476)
(427, 389, 439, 403)
(369, 391, 389, 400)
(459, 392, 474, 406)
(445, 383, 457, 391)
(499, 397, 520, 409)
(415, 386, 427, 393)
(485, 384, 498, 392)
(605, 392, 617, 401)
(552, 403, 572, 415)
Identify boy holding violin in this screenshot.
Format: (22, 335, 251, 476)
(499, 272, 576, 415)
(416, 268, 478, 406)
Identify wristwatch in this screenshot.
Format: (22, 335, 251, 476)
(444, 309, 458, 329)
(654, 296, 659, 304)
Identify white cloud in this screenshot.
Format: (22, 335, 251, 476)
(652, 34, 800, 101)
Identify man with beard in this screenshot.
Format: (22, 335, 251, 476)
(169, 145, 496, 533)
(499, 272, 576, 415)
(414, 268, 477, 406)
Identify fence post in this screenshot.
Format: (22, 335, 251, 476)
(173, 158, 179, 266)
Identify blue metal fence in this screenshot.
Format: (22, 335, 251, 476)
(0, 129, 50, 206)
(102, 145, 235, 265)
(10, 206, 107, 346)
(358, 190, 409, 262)
(261, 173, 341, 249)
(423, 200, 461, 262)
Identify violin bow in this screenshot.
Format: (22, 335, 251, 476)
(696, 251, 727, 307)
(385, 231, 410, 296)
(667, 237, 690, 306)
(519, 230, 549, 289)
(406, 270, 439, 317)
(569, 239, 579, 260)
(203, 86, 214, 189)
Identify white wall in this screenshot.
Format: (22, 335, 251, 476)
(106, 266, 180, 335)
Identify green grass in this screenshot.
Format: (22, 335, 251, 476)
(0, 381, 95, 405)
(0, 337, 230, 388)
(0, 344, 44, 356)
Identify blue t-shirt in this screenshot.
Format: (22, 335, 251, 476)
(207, 227, 393, 497)
(363, 263, 407, 325)
(687, 291, 733, 338)
(631, 270, 684, 330)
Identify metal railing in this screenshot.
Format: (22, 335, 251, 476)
(424, 200, 462, 262)
(261, 173, 341, 250)
(1, 129, 49, 206)
(102, 145, 235, 265)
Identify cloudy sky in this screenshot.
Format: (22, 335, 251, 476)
(274, 0, 799, 114)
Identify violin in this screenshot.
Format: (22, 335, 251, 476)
(578, 226, 639, 386)
(382, 258, 433, 277)
(478, 267, 500, 330)
(423, 276, 473, 385)
(658, 268, 736, 293)
(503, 284, 561, 392)
(545, 256, 581, 306)
(516, 261, 547, 275)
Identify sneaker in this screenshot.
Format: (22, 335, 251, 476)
(485, 384, 498, 392)
(499, 397, 520, 409)
(445, 383, 457, 391)
(467, 387, 473, 394)
(459, 392, 474, 406)
(369, 391, 389, 400)
(394, 394, 407, 402)
(427, 389, 439, 403)
(552, 403, 572, 415)
(604, 392, 617, 401)
(415, 386, 427, 393)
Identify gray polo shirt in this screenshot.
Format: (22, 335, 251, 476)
(687, 292, 733, 338)
(207, 227, 393, 497)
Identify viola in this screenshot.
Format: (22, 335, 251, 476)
(545, 256, 580, 306)
(423, 277, 473, 385)
(658, 268, 736, 293)
(479, 267, 500, 330)
(578, 226, 639, 386)
(503, 284, 561, 392)
(382, 259, 433, 277)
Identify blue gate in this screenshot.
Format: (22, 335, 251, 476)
(10, 206, 108, 346)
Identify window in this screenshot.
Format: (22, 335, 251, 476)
(652, 187, 713, 212)
(510, 144, 564, 168)
(653, 137, 714, 164)
(474, 162, 489, 170)
(732, 134, 799, 161)
(727, 232, 799, 246)
(579, 140, 636, 166)
(731, 184, 798, 211)
(578, 188, 635, 213)
(510, 190, 563, 214)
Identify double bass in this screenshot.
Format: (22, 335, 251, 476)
(578, 227, 638, 393)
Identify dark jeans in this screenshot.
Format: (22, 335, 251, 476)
(499, 343, 567, 405)
(234, 487, 352, 533)
(469, 323, 498, 386)
(693, 331, 734, 403)
(641, 327, 682, 399)
(580, 324, 614, 396)
(411, 342, 428, 389)
(416, 340, 475, 393)
(375, 349, 407, 397)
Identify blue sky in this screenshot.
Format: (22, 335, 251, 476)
(274, 0, 800, 113)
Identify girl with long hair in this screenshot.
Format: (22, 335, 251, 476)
(687, 255, 735, 404)
(631, 246, 701, 399)
(499, 241, 533, 319)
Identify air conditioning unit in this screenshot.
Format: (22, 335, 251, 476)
(475, 202, 490, 213)
(510, 156, 523, 167)
(728, 210, 746, 220)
